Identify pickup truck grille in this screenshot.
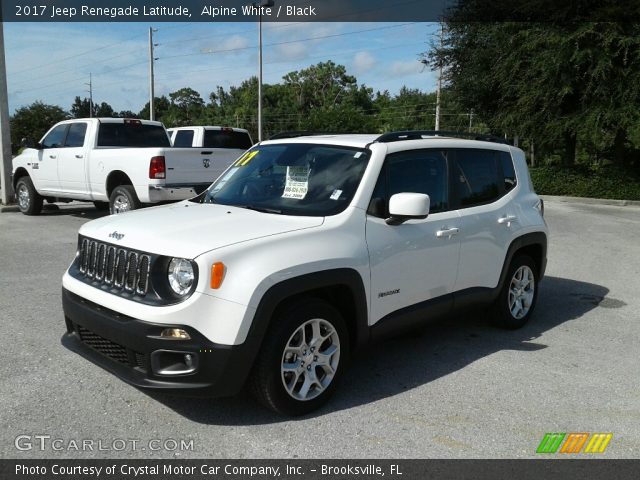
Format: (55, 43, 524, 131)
(79, 238, 151, 296)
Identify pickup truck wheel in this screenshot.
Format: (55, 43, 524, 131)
(109, 185, 140, 214)
(250, 299, 349, 416)
(491, 254, 538, 329)
(15, 176, 43, 215)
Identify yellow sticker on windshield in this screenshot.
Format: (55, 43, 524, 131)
(235, 150, 259, 167)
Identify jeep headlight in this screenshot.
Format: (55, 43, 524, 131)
(168, 258, 195, 296)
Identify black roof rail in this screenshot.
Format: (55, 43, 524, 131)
(268, 131, 336, 140)
(374, 130, 508, 145)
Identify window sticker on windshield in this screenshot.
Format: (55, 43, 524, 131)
(330, 189, 342, 200)
(282, 166, 310, 199)
(234, 150, 259, 167)
(354, 151, 363, 158)
(211, 167, 239, 193)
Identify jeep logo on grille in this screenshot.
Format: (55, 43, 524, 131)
(108, 231, 125, 241)
(203, 158, 210, 168)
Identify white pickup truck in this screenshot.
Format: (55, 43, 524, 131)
(167, 126, 253, 150)
(12, 118, 238, 215)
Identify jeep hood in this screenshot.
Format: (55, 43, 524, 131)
(78, 202, 324, 258)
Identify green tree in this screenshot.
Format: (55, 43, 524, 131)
(70, 96, 94, 118)
(10, 101, 68, 152)
(424, 13, 640, 166)
(95, 102, 115, 117)
(164, 87, 206, 127)
(138, 96, 171, 122)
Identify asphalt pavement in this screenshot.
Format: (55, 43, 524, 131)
(0, 199, 638, 459)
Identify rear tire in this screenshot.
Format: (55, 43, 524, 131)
(15, 176, 43, 215)
(109, 185, 140, 214)
(249, 299, 349, 416)
(491, 254, 538, 329)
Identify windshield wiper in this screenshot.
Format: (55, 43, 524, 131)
(237, 205, 282, 214)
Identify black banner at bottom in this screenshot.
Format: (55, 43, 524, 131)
(2, 459, 639, 480)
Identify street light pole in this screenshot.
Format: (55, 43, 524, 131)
(149, 27, 158, 121)
(256, 0, 274, 142)
(0, 20, 13, 205)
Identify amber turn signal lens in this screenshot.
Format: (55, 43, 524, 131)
(210, 262, 225, 289)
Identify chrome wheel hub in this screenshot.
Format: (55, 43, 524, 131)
(281, 318, 340, 401)
(508, 265, 535, 319)
(17, 184, 29, 210)
(112, 194, 130, 213)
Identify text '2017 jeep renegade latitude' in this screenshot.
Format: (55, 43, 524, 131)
(62, 131, 548, 415)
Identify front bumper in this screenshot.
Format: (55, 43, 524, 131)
(61, 288, 260, 397)
(147, 183, 210, 203)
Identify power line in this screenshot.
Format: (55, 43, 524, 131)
(161, 23, 419, 61)
(9, 31, 146, 77)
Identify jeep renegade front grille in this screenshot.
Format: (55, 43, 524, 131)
(79, 239, 151, 296)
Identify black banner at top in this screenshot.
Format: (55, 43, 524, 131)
(3, 0, 640, 23)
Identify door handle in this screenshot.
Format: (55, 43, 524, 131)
(498, 214, 517, 225)
(436, 227, 459, 238)
(75, 154, 84, 159)
(49, 155, 57, 159)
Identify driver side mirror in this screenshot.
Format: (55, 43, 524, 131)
(386, 193, 430, 226)
(20, 137, 39, 150)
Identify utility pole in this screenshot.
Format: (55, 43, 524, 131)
(0, 20, 13, 205)
(434, 22, 444, 132)
(256, 0, 274, 142)
(468, 109, 473, 132)
(85, 73, 93, 118)
(149, 27, 158, 121)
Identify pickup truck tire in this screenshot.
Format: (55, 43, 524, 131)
(490, 254, 538, 329)
(109, 185, 141, 214)
(93, 201, 109, 211)
(15, 176, 43, 216)
(249, 299, 349, 416)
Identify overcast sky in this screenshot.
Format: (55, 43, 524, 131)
(4, 21, 439, 114)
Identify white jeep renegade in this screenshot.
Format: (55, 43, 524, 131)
(62, 131, 548, 415)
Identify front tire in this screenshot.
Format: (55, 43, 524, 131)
(109, 185, 140, 214)
(249, 299, 349, 416)
(491, 254, 538, 329)
(15, 176, 43, 215)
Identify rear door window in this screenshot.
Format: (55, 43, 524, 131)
(454, 149, 501, 207)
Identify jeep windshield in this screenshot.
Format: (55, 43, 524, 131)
(200, 143, 370, 216)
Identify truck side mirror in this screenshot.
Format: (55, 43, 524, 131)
(20, 137, 39, 150)
(386, 193, 430, 226)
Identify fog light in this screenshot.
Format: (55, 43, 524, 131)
(150, 350, 199, 376)
(184, 354, 194, 368)
(160, 328, 191, 340)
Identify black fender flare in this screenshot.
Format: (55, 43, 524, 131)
(495, 232, 548, 300)
(247, 268, 369, 349)
(231, 268, 369, 389)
